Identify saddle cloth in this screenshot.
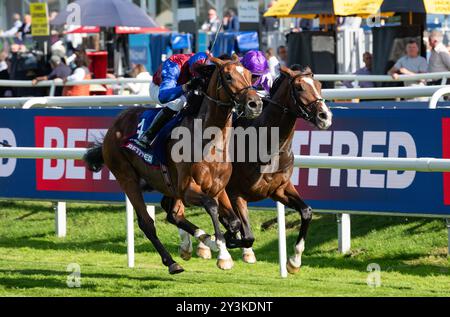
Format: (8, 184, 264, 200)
(122, 108, 183, 167)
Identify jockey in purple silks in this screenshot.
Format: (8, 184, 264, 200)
(240, 50, 273, 94)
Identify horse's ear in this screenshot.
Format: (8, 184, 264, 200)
(209, 56, 225, 66)
(231, 53, 239, 62)
(279, 65, 294, 77)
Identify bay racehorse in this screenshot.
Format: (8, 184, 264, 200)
(83, 55, 263, 274)
(180, 65, 332, 273)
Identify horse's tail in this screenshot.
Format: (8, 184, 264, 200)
(83, 144, 104, 172)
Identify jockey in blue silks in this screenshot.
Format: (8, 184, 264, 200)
(138, 52, 208, 149)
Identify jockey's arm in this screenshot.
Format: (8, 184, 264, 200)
(158, 60, 185, 104)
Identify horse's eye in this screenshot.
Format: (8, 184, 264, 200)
(225, 74, 232, 82)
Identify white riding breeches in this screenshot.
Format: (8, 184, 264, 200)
(149, 82, 187, 111)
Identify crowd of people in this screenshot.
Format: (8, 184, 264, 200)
(341, 30, 450, 101)
(200, 8, 240, 33)
(1, 7, 450, 102)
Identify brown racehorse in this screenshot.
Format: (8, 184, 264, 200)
(83, 55, 263, 274)
(180, 65, 332, 273)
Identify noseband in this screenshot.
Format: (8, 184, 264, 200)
(201, 61, 257, 110)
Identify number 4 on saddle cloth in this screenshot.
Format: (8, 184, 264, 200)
(122, 108, 184, 168)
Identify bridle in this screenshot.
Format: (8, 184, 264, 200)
(264, 72, 324, 121)
(201, 61, 257, 112)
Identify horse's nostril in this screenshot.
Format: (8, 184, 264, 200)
(248, 101, 258, 109)
(318, 112, 328, 120)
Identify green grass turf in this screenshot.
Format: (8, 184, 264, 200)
(0, 200, 449, 297)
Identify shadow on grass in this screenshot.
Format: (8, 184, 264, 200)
(252, 214, 449, 277)
(0, 268, 175, 291)
(0, 200, 126, 215)
(0, 235, 183, 256)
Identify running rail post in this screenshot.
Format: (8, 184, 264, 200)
(126, 196, 135, 268)
(146, 205, 155, 223)
(49, 82, 56, 97)
(53, 201, 66, 237)
(277, 202, 288, 278)
(337, 213, 351, 254)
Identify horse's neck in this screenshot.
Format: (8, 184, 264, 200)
(258, 95, 297, 152)
(203, 100, 233, 130)
(200, 72, 233, 131)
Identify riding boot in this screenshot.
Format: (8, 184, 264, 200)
(137, 107, 177, 149)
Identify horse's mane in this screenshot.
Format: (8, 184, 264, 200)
(269, 64, 311, 98)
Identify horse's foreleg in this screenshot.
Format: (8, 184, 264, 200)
(194, 190, 244, 260)
(184, 184, 233, 270)
(161, 196, 193, 260)
(272, 182, 312, 274)
(161, 196, 212, 260)
(231, 196, 257, 264)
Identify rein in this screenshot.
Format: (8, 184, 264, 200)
(201, 61, 256, 110)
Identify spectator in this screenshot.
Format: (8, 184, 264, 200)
(343, 52, 374, 88)
(0, 52, 10, 97)
(277, 45, 288, 67)
(32, 55, 71, 96)
(126, 64, 152, 96)
(62, 52, 92, 96)
(201, 9, 221, 33)
(223, 9, 239, 32)
(17, 14, 32, 41)
(292, 18, 313, 32)
(49, 11, 59, 22)
(1, 13, 22, 37)
(388, 40, 428, 86)
(266, 48, 280, 78)
(428, 30, 450, 85)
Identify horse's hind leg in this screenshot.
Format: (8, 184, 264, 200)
(272, 182, 312, 274)
(110, 162, 183, 274)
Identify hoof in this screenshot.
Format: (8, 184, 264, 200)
(217, 258, 234, 270)
(168, 263, 184, 275)
(196, 247, 212, 260)
(286, 259, 300, 274)
(179, 248, 192, 261)
(242, 252, 257, 264)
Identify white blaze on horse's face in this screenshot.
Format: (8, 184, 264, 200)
(300, 77, 332, 130)
(236, 66, 245, 75)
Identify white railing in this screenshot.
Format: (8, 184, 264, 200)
(0, 78, 153, 87)
(316, 71, 450, 84)
(0, 78, 152, 97)
(2, 147, 450, 172)
(2, 85, 450, 108)
(429, 86, 450, 109)
(1, 71, 449, 88)
(1, 146, 450, 277)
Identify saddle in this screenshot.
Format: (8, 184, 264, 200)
(122, 92, 204, 168)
